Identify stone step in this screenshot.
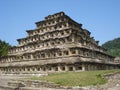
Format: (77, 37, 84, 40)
(0, 85, 17, 90)
(20, 87, 70, 90)
(8, 81, 25, 88)
(7, 80, 72, 90)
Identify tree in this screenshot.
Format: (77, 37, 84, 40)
(0, 40, 11, 57)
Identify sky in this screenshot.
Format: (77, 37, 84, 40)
(0, 0, 120, 46)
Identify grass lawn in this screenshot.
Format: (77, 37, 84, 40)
(30, 69, 120, 86)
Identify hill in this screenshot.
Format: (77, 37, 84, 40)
(102, 37, 120, 57)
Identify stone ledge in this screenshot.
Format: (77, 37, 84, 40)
(0, 85, 17, 90)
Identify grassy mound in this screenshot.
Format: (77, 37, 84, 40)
(30, 69, 120, 86)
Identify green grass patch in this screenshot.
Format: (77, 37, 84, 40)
(30, 69, 120, 86)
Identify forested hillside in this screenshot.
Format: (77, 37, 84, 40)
(102, 37, 120, 57)
(0, 40, 11, 57)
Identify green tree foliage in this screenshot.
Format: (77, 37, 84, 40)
(102, 37, 120, 57)
(0, 40, 11, 57)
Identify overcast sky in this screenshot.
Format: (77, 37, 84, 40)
(0, 0, 120, 46)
